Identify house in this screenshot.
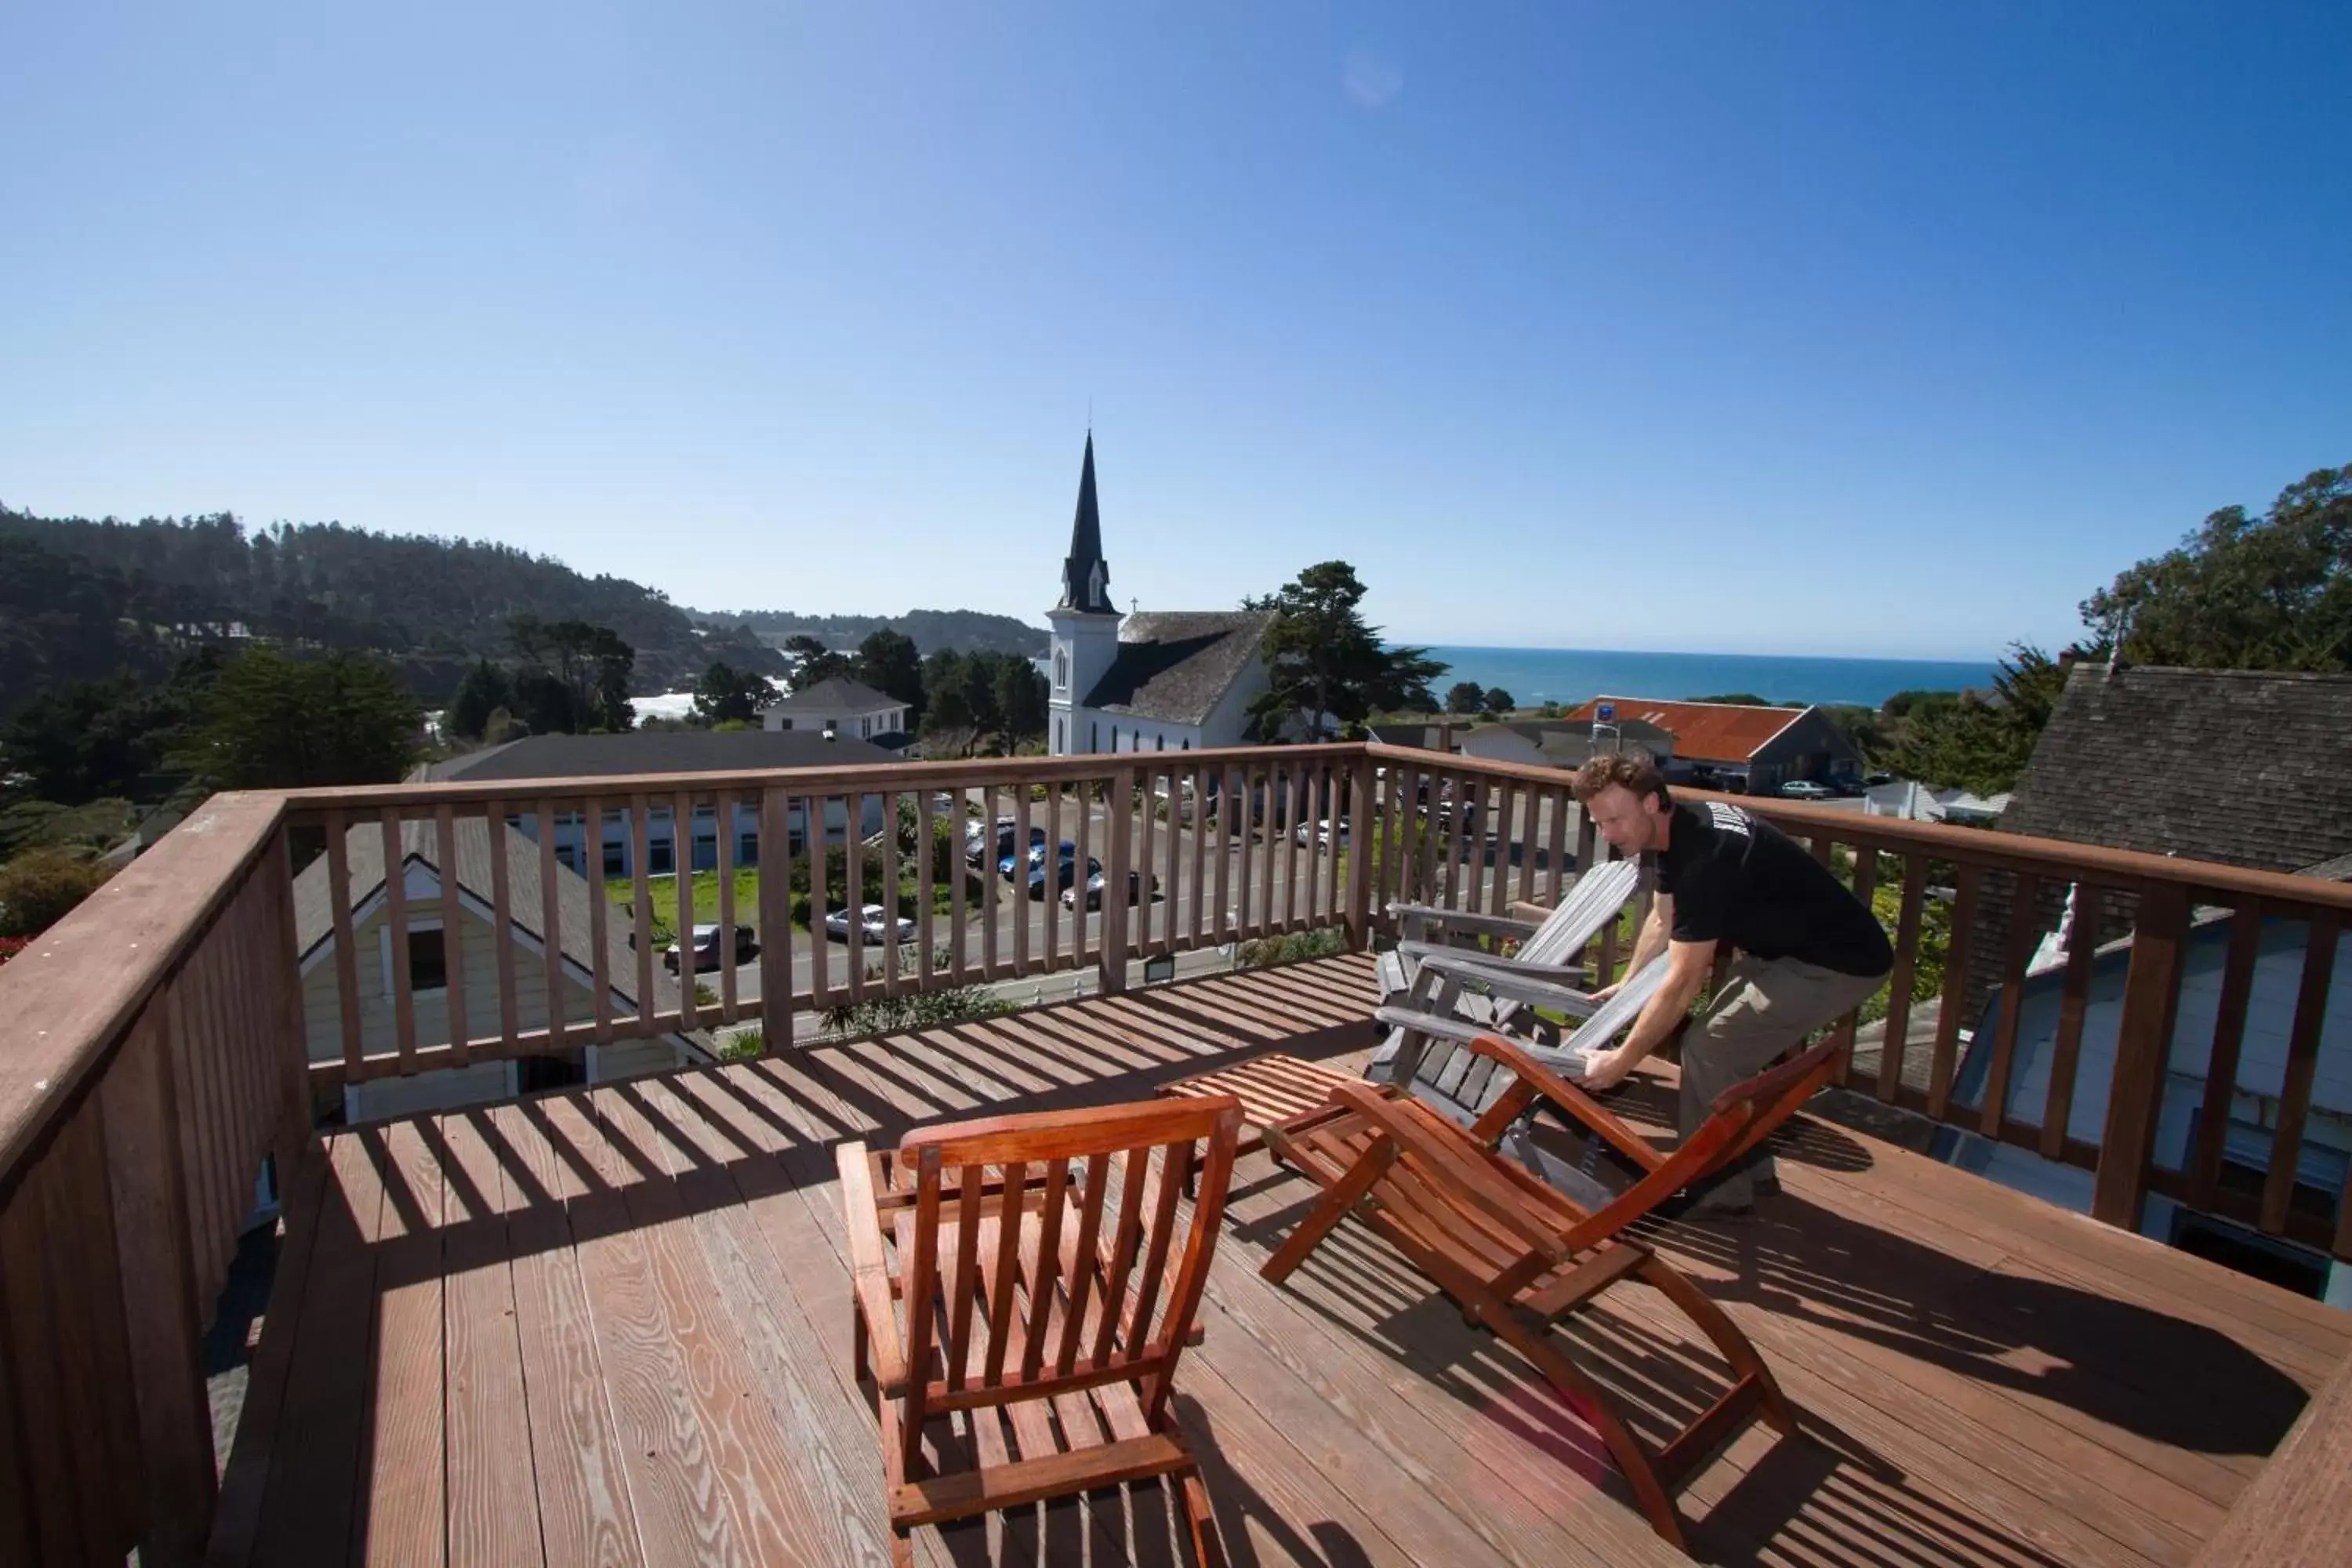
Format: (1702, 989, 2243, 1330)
(1559, 696, 1860, 793)
(1951, 851, 2352, 1304)
(1864, 780, 2013, 824)
(422, 730, 904, 878)
(1455, 717, 1676, 772)
(292, 815, 713, 1124)
(760, 675, 913, 743)
(1045, 434, 1276, 755)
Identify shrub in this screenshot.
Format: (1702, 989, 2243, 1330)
(821, 985, 1012, 1039)
(0, 848, 117, 938)
(1237, 927, 1348, 969)
(718, 1025, 764, 1062)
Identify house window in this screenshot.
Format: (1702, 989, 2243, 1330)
(1090, 721, 1098, 753)
(1111, 726, 1120, 751)
(1054, 649, 1069, 690)
(649, 837, 675, 875)
(778, 717, 793, 730)
(1156, 735, 1165, 752)
(739, 831, 759, 866)
(693, 833, 717, 870)
(382, 922, 447, 996)
(1054, 717, 1065, 753)
(603, 839, 626, 877)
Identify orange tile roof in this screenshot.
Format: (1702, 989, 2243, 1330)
(1560, 696, 1808, 763)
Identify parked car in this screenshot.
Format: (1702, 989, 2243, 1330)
(1027, 849, 1099, 900)
(822, 903, 917, 944)
(971, 819, 1046, 869)
(1061, 869, 1158, 910)
(1777, 780, 1835, 801)
(1002, 835, 1074, 880)
(1291, 818, 1348, 849)
(663, 923, 757, 973)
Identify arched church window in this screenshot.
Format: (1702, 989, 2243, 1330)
(1054, 649, 1068, 690)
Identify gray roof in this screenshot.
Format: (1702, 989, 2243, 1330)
(426, 729, 902, 782)
(1083, 610, 1274, 728)
(1367, 722, 1450, 750)
(2002, 665, 2352, 874)
(762, 676, 902, 713)
(292, 816, 695, 1029)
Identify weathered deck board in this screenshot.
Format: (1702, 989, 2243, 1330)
(207, 954, 2350, 1568)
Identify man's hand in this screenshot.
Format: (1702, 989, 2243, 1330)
(1585, 981, 1622, 1004)
(1579, 1045, 1634, 1092)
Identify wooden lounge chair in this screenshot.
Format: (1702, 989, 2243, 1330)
(1376, 856, 1641, 1010)
(840, 1096, 1244, 1567)
(1261, 1031, 1848, 1549)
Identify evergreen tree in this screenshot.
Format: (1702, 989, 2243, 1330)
(782, 633, 855, 689)
(994, 656, 1048, 742)
(854, 628, 925, 724)
(1445, 681, 1486, 715)
(1245, 562, 1447, 741)
(690, 660, 774, 726)
(1483, 687, 1515, 716)
(178, 648, 420, 789)
(445, 659, 514, 740)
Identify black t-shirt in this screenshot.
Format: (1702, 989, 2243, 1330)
(1652, 800, 1893, 976)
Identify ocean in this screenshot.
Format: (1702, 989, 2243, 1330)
(1413, 646, 2000, 711)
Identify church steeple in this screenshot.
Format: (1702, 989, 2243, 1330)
(1058, 431, 1114, 615)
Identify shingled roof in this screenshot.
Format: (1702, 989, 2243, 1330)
(2002, 665, 2352, 873)
(1559, 698, 1807, 764)
(423, 729, 901, 782)
(763, 676, 902, 713)
(1083, 610, 1275, 728)
(292, 816, 697, 1034)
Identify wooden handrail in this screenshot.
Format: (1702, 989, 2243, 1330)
(2192, 1348, 2352, 1566)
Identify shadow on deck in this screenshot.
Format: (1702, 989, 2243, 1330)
(208, 953, 2350, 1566)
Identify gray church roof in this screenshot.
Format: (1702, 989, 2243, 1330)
(1082, 610, 1275, 728)
(423, 729, 901, 782)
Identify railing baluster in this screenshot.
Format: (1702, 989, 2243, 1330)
(979, 784, 1000, 982)
(323, 810, 365, 1078)
(629, 793, 654, 1033)
(1072, 775, 1094, 969)
(434, 804, 471, 1068)
(1877, 853, 1926, 1102)
(2039, 886, 2101, 1163)
(1043, 777, 1062, 969)
(2092, 882, 2190, 1232)
(2261, 910, 2339, 1236)
(1163, 760, 1184, 946)
(1135, 765, 1157, 953)
(759, 789, 795, 1047)
(1235, 766, 1256, 938)
(1489, 779, 1516, 918)
(1924, 861, 1981, 1120)
(918, 786, 938, 985)
(808, 793, 832, 1007)
(381, 807, 419, 1073)
(488, 800, 521, 1051)
(539, 795, 566, 1052)
(949, 782, 970, 984)
(1281, 760, 1301, 932)
(881, 789, 902, 998)
(846, 791, 866, 1002)
(1830, 844, 1876, 1083)
(2187, 897, 2263, 1203)
(673, 790, 698, 1035)
(586, 797, 614, 1044)
(1012, 783, 1033, 978)
(1543, 785, 1569, 909)
(1214, 765, 1236, 942)
(715, 789, 739, 1022)
(1979, 872, 2041, 1140)
(1188, 762, 1208, 949)
(1100, 768, 1133, 993)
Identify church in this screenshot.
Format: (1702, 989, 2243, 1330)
(1046, 434, 1275, 756)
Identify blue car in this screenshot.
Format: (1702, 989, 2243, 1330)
(996, 829, 1055, 879)
(1025, 844, 1098, 899)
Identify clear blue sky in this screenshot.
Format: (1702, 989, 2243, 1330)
(5, 3, 2346, 660)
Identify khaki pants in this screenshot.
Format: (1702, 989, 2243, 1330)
(1679, 954, 1888, 1205)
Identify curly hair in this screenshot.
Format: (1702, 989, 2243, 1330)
(1570, 751, 1671, 811)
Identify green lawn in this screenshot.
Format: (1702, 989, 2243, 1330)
(604, 869, 771, 937)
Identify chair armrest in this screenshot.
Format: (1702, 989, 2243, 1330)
(1504, 900, 1556, 925)
(1328, 1083, 1569, 1265)
(1421, 949, 1600, 992)
(833, 1141, 910, 1392)
(1461, 1033, 1664, 1173)
(1385, 903, 1541, 942)
(1416, 953, 1605, 1015)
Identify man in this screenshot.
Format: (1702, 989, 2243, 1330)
(1570, 753, 1892, 1215)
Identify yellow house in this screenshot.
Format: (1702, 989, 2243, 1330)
(292, 816, 714, 1123)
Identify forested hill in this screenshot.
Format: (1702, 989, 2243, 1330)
(692, 606, 1047, 658)
(1, 507, 706, 709)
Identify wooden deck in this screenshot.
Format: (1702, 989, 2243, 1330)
(207, 953, 2351, 1567)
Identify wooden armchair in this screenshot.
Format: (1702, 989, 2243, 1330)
(839, 1096, 1244, 1567)
(1261, 1032, 1848, 1549)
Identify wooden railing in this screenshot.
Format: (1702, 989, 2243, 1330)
(274, 744, 1376, 1090)
(0, 793, 305, 1566)
(0, 741, 2347, 1561)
